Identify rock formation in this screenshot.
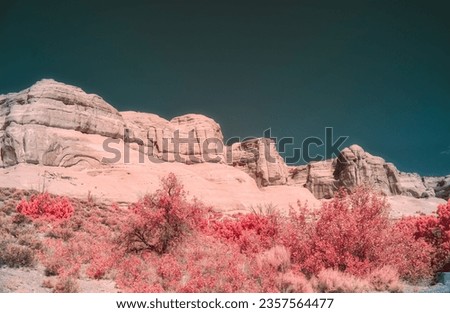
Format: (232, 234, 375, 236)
(424, 176, 450, 200)
(0, 79, 224, 167)
(122, 111, 224, 163)
(297, 145, 434, 199)
(0, 79, 124, 167)
(227, 138, 288, 187)
(0, 79, 448, 202)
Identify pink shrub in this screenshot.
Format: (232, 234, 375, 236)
(384, 219, 433, 281)
(176, 235, 253, 292)
(120, 173, 205, 255)
(22, 175, 444, 293)
(40, 238, 87, 277)
(395, 199, 450, 274)
(17, 193, 74, 221)
(207, 212, 280, 254)
(279, 203, 315, 269)
(305, 188, 390, 276)
(53, 276, 79, 293)
(157, 254, 182, 289)
(287, 187, 434, 282)
(115, 255, 159, 293)
(85, 243, 117, 279)
(255, 245, 291, 273)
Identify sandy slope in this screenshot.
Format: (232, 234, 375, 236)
(0, 163, 321, 214)
(0, 163, 445, 217)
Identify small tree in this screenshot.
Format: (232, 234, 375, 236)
(120, 173, 204, 255)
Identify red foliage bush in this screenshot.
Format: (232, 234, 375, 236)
(305, 188, 391, 276)
(85, 242, 117, 279)
(53, 276, 79, 293)
(120, 173, 205, 255)
(207, 212, 280, 254)
(115, 255, 160, 292)
(438, 200, 450, 253)
(397, 199, 450, 272)
(40, 237, 86, 277)
(255, 245, 291, 273)
(385, 219, 434, 281)
(17, 193, 74, 221)
(278, 202, 315, 269)
(281, 187, 433, 282)
(175, 235, 253, 293)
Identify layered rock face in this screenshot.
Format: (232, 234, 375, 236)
(0, 80, 288, 185)
(300, 145, 433, 199)
(227, 138, 288, 187)
(122, 112, 224, 163)
(0, 79, 447, 201)
(0, 80, 224, 167)
(0, 79, 125, 167)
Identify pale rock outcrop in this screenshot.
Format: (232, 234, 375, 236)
(0, 79, 125, 167)
(1, 79, 124, 138)
(334, 145, 388, 192)
(304, 160, 337, 199)
(301, 145, 432, 199)
(392, 169, 434, 198)
(424, 176, 450, 200)
(0, 80, 225, 168)
(121, 111, 224, 163)
(228, 138, 288, 187)
(1, 124, 109, 168)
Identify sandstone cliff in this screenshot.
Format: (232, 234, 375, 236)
(1, 79, 448, 202)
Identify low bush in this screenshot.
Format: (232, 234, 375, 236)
(315, 269, 371, 293)
(276, 271, 314, 293)
(368, 266, 402, 292)
(53, 276, 79, 293)
(17, 193, 74, 221)
(0, 242, 34, 267)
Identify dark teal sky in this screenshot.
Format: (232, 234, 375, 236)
(1, 0, 449, 175)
